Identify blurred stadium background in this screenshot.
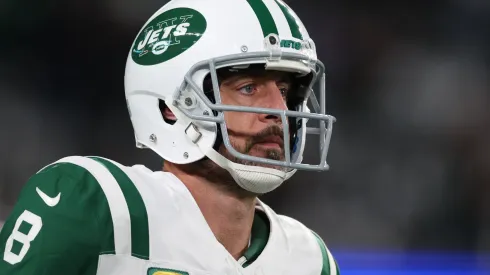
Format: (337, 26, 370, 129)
(1, 0, 489, 274)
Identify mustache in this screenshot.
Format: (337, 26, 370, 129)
(245, 125, 285, 153)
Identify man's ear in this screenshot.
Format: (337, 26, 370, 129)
(163, 107, 176, 120)
(159, 100, 177, 124)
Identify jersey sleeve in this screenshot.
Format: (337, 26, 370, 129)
(312, 231, 341, 275)
(0, 161, 115, 275)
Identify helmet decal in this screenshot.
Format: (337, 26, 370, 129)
(132, 8, 207, 66)
(280, 39, 302, 50)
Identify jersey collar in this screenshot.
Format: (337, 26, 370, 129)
(240, 206, 270, 267)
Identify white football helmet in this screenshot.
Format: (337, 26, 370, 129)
(125, 0, 336, 194)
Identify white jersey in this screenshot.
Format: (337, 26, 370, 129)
(0, 156, 340, 275)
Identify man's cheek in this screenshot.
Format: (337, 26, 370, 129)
(218, 135, 243, 154)
(224, 112, 254, 129)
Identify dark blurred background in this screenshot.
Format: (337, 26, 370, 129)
(1, 0, 489, 273)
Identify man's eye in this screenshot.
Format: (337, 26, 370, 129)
(238, 84, 255, 95)
(279, 87, 288, 97)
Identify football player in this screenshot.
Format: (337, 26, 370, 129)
(0, 0, 339, 274)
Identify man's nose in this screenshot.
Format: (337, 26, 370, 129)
(258, 81, 288, 124)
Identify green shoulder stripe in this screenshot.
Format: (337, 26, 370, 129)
(36, 162, 116, 255)
(0, 162, 113, 274)
(312, 231, 340, 275)
(246, 0, 279, 37)
(335, 258, 340, 275)
(90, 157, 150, 260)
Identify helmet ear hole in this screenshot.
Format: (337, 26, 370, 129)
(159, 99, 177, 125)
(201, 73, 223, 151)
(202, 73, 218, 103)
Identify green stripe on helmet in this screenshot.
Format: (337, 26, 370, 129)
(246, 0, 279, 37)
(273, 0, 303, 40)
(90, 157, 150, 260)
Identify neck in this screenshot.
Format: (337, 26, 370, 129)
(165, 162, 257, 260)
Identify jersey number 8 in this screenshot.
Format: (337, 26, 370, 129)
(3, 210, 43, 265)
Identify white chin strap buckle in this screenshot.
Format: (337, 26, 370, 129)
(185, 122, 202, 143)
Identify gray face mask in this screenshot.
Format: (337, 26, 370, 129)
(173, 50, 336, 173)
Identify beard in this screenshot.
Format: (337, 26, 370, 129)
(220, 124, 289, 172)
(169, 124, 290, 197)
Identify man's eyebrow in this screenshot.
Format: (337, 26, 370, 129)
(276, 75, 292, 84)
(220, 72, 291, 86)
(220, 74, 246, 86)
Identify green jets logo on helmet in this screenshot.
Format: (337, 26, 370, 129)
(280, 39, 302, 50)
(132, 8, 207, 66)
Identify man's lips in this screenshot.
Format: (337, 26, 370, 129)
(254, 135, 284, 149)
